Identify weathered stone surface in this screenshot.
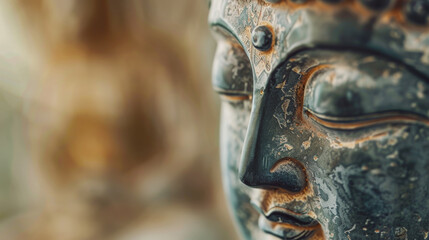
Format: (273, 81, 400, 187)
(209, 0, 429, 239)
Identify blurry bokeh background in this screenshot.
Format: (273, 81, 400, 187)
(0, 1, 238, 239)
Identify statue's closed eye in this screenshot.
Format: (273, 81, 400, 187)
(303, 66, 429, 130)
(211, 26, 253, 100)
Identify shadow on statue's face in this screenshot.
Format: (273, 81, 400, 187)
(210, 1, 429, 239)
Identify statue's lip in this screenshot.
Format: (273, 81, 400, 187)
(251, 201, 317, 226)
(258, 214, 318, 240)
(265, 207, 318, 227)
(251, 201, 319, 239)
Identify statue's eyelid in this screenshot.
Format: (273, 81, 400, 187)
(304, 108, 429, 130)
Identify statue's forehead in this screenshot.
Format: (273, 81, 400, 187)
(209, 0, 267, 54)
(209, 0, 292, 88)
(209, 0, 429, 80)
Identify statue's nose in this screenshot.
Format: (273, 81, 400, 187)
(238, 55, 310, 193)
(240, 156, 307, 193)
(238, 93, 308, 193)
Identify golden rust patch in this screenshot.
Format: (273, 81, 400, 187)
(276, 80, 287, 89)
(332, 131, 389, 149)
(220, 95, 252, 101)
(258, 184, 314, 209)
(281, 99, 291, 118)
(302, 140, 311, 149)
(295, 64, 332, 125)
(262, 158, 314, 209)
(270, 157, 306, 174)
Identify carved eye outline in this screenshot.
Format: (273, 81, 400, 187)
(305, 108, 429, 130)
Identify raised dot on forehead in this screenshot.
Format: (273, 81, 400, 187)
(359, 0, 393, 11)
(252, 26, 273, 52)
(405, 0, 429, 25)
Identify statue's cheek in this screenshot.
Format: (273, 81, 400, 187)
(312, 125, 429, 221)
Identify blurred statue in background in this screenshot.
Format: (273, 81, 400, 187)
(210, 0, 429, 239)
(0, 1, 234, 240)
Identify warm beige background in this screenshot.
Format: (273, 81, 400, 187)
(0, 1, 239, 239)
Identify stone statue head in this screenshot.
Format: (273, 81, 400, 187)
(209, 0, 429, 239)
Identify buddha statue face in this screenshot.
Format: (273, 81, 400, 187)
(209, 0, 429, 239)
